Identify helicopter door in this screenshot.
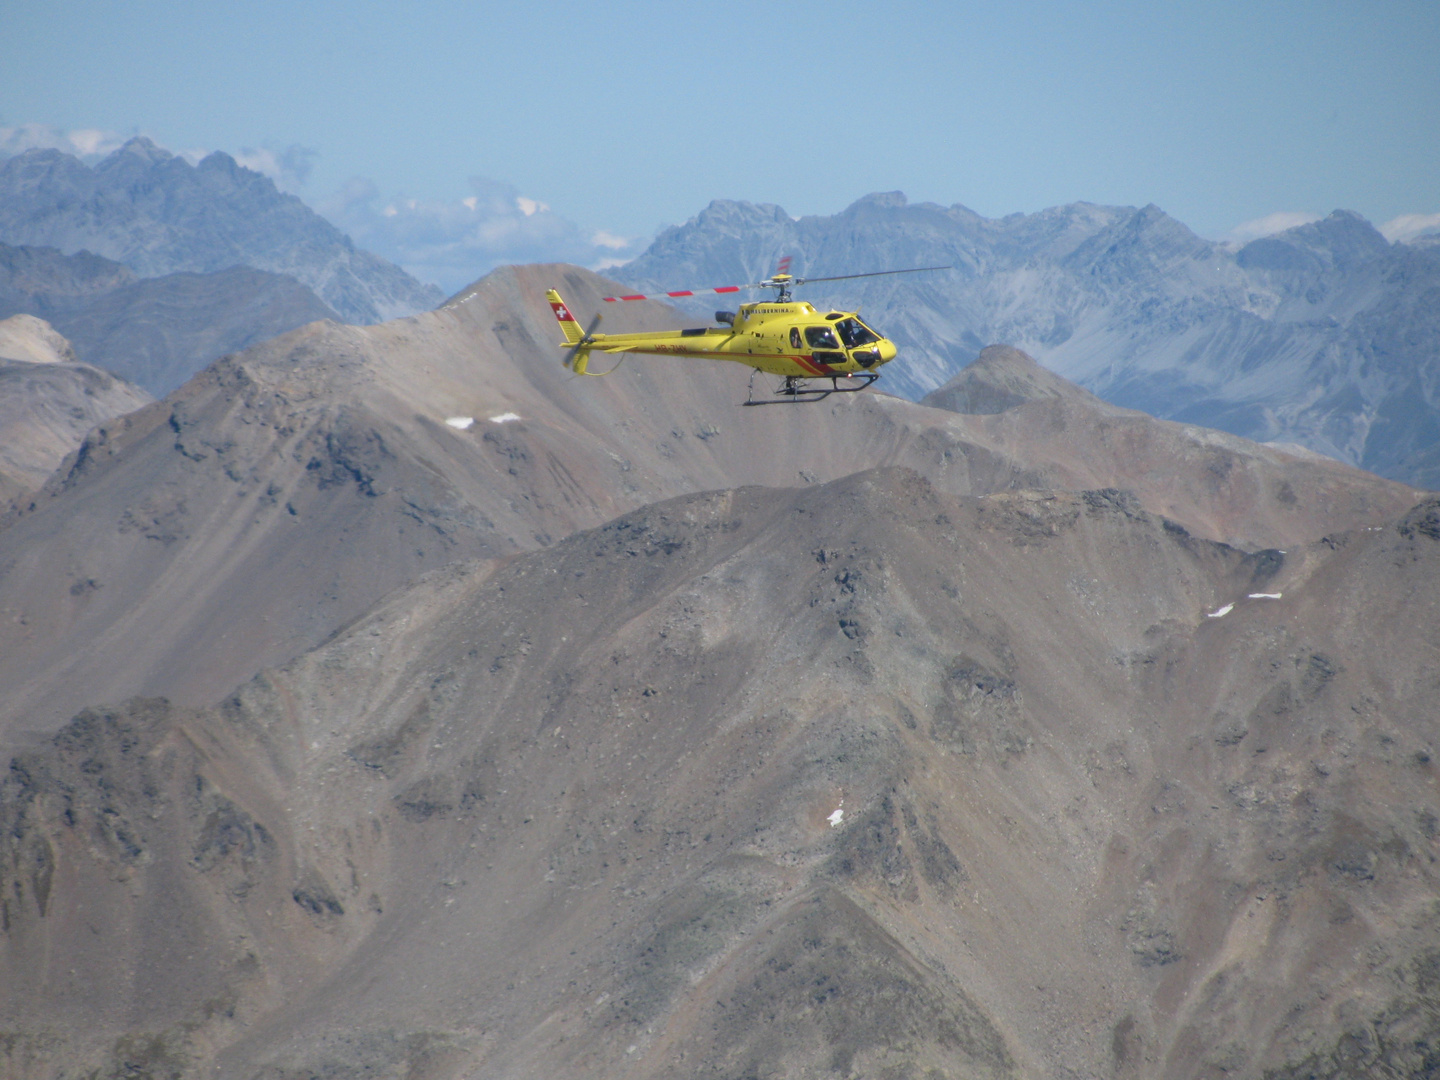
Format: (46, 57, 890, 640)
(803, 325, 846, 367)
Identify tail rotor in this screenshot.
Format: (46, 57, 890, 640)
(563, 312, 603, 373)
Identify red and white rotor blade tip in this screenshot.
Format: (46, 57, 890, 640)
(600, 284, 750, 303)
(600, 256, 794, 302)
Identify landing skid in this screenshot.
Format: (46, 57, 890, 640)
(743, 371, 880, 406)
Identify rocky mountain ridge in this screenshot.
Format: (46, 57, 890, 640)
(619, 195, 1440, 488)
(0, 138, 443, 324)
(0, 262, 1432, 1080)
(2, 469, 1436, 1080)
(0, 265, 1415, 741)
(0, 239, 340, 394)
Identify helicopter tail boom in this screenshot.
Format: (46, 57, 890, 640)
(546, 290, 588, 346)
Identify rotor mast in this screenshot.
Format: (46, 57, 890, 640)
(758, 273, 796, 302)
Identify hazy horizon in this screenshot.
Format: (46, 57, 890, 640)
(3, 0, 1437, 289)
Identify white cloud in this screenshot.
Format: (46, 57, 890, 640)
(591, 230, 631, 250)
(1226, 211, 1322, 244)
(1380, 212, 1440, 244)
(0, 122, 129, 161)
(233, 143, 317, 194)
(317, 174, 644, 294)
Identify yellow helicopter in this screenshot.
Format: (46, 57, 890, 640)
(546, 258, 948, 404)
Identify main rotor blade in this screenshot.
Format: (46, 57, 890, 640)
(600, 284, 757, 303)
(600, 263, 950, 304)
(796, 265, 952, 286)
(563, 312, 603, 368)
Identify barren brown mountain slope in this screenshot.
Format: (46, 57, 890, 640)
(922, 345, 1435, 544)
(2, 472, 1436, 1080)
(0, 267, 1419, 737)
(0, 316, 152, 505)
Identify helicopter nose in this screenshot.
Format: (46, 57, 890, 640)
(878, 338, 897, 364)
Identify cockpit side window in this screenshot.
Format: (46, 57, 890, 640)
(804, 325, 839, 349)
(790, 327, 801, 350)
(835, 318, 879, 348)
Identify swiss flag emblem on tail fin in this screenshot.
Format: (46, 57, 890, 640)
(550, 301, 574, 321)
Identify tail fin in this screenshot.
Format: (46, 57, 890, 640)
(546, 289, 585, 345)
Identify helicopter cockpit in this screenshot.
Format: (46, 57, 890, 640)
(833, 317, 880, 348)
(793, 316, 885, 367)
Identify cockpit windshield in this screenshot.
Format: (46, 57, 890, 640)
(835, 318, 880, 348)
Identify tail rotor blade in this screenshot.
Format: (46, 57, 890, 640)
(563, 312, 603, 369)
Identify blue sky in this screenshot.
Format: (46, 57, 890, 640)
(3, 0, 1437, 289)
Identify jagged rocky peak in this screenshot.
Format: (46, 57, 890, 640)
(91, 134, 175, 177)
(1066, 202, 1219, 278)
(694, 197, 794, 227)
(843, 190, 910, 212)
(1236, 209, 1394, 293)
(1246, 209, 1392, 272)
(920, 344, 1103, 414)
(0, 138, 442, 324)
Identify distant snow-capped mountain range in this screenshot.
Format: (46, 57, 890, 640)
(617, 194, 1440, 488)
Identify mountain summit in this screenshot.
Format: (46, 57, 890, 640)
(0, 137, 442, 324)
(921, 344, 1095, 414)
